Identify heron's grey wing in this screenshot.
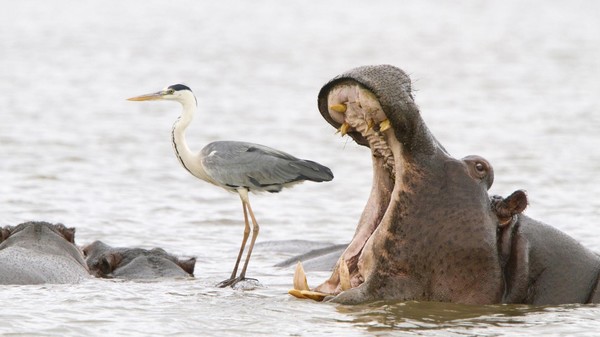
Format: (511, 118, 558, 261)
(200, 141, 333, 193)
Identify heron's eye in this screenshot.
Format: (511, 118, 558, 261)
(167, 89, 175, 95)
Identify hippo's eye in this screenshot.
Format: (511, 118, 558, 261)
(475, 162, 486, 173)
(473, 161, 489, 179)
(463, 155, 494, 188)
(469, 160, 489, 180)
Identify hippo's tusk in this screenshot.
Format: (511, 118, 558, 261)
(289, 289, 329, 301)
(337, 122, 350, 136)
(293, 261, 309, 291)
(329, 104, 347, 113)
(339, 257, 351, 291)
(288, 261, 330, 301)
(288, 288, 307, 299)
(379, 119, 391, 132)
(299, 290, 329, 301)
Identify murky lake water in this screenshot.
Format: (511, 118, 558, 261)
(1, 0, 600, 336)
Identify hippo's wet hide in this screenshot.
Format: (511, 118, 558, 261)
(293, 64, 600, 305)
(0, 221, 89, 284)
(83, 240, 195, 279)
(499, 213, 600, 305)
(0, 225, 196, 283)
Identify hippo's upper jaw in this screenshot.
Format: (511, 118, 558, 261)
(291, 65, 502, 304)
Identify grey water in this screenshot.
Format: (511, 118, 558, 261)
(1, 0, 600, 336)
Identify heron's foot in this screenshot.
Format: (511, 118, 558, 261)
(216, 276, 259, 288)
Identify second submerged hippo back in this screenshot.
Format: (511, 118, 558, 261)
(83, 240, 195, 279)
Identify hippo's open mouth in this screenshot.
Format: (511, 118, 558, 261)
(291, 80, 406, 300)
(292, 65, 507, 304)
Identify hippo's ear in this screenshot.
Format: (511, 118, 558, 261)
(99, 253, 122, 276)
(0, 226, 13, 242)
(100, 257, 113, 275)
(62, 227, 77, 244)
(492, 190, 528, 227)
(54, 223, 76, 244)
(178, 257, 196, 276)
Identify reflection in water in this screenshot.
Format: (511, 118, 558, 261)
(339, 301, 595, 335)
(342, 301, 531, 330)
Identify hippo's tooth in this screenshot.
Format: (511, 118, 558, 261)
(288, 288, 307, 299)
(336, 122, 350, 136)
(379, 119, 391, 132)
(367, 119, 374, 131)
(289, 262, 330, 301)
(299, 290, 328, 302)
(288, 289, 329, 301)
(293, 261, 310, 291)
(329, 104, 347, 113)
(339, 257, 351, 291)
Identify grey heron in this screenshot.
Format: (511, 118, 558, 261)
(127, 84, 334, 287)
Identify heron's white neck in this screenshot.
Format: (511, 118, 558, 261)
(171, 94, 212, 183)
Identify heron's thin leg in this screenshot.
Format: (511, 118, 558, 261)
(217, 190, 251, 288)
(238, 192, 260, 279)
(228, 195, 251, 280)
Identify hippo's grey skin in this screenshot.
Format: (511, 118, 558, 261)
(492, 190, 600, 304)
(311, 64, 600, 305)
(0, 221, 89, 284)
(83, 240, 195, 279)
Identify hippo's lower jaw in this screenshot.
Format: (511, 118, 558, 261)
(290, 82, 401, 301)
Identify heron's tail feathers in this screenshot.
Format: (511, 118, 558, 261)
(292, 160, 334, 182)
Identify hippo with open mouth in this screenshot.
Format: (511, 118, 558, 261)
(289, 65, 600, 305)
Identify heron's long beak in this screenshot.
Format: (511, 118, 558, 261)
(126, 91, 164, 101)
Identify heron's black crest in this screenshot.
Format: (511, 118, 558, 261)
(168, 84, 192, 92)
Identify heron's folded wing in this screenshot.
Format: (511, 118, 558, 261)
(200, 141, 331, 192)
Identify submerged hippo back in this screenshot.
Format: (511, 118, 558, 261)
(112, 254, 193, 279)
(0, 222, 89, 284)
(83, 240, 195, 279)
(0, 247, 89, 284)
